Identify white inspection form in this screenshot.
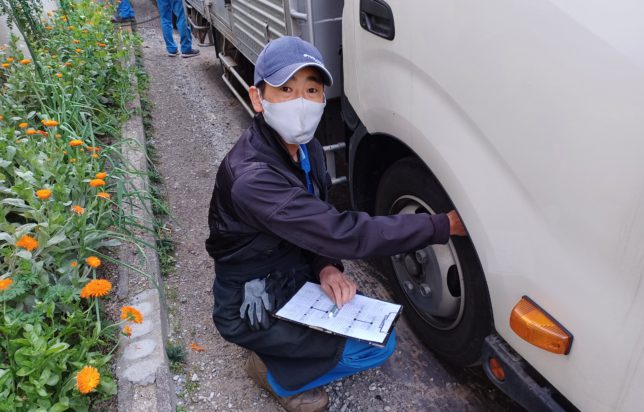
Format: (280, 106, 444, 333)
(274, 282, 402, 346)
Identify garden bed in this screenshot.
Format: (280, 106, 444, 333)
(0, 0, 153, 410)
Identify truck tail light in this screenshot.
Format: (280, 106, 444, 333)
(510, 296, 573, 355)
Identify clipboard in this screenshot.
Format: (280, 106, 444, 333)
(273, 282, 402, 347)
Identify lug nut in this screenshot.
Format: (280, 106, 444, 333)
(393, 254, 402, 261)
(420, 283, 432, 296)
(415, 250, 427, 263)
(404, 281, 414, 292)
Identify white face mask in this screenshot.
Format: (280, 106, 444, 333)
(259, 94, 326, 145)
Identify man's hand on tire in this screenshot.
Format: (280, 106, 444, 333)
(447, 210, 467, 236)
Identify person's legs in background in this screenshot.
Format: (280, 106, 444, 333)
(157, 0, 178, 55)
(171, 0, 199, 56)
(116, 0, 135, 19)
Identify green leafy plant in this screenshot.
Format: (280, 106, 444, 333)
(0, 0, 156, 409)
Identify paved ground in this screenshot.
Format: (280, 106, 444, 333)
(132, 0, 522, 410)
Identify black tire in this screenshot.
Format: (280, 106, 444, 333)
(375, 157, 492, 366)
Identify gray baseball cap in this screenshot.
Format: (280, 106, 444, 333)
(254, 36, 333, 87)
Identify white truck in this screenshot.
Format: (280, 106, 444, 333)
(182, 1, 644, 410)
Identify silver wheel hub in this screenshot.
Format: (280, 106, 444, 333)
(389, 195, 465, 330)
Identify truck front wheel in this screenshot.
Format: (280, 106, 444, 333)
(375, 157, 492, 366)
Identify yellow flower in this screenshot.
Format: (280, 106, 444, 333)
(71, 205, 85, 215)
(56, 72, 62, 78)
(75, 48, 81, 53)
(69, 139, 84, 147)
(85, 256, 101, 268)
(80, 279, 112, 298)
(6, 57, 14, 63)
(35, 189, 52, 200)
(20, 59, 31, 65)
(121, 306, 143, 324)
(55, 133, 62, 138)
(18, 122, 28, 129)
(0, 278, 12, 291)
(1, 63, 9, 69)
(97, 192, 111, 200)
(95, 172, 107, 179)
(91, 153, 99, 159)
(76, 366, 100, 394)
(122, 325, 132, 337)
(45, 25, 53, 30)
(73, 39, 80, 44)
(69, 158, 76, 164)
(16, 234, 38, 251)
(0, 115, 3, 121)
(26, 129, 37, 135)
(89, 179, 105, 187)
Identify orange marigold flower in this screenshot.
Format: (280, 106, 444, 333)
(80, 279, 112, 298)
(89, 179, 105, 187)
(91, 153, 99, 159)
(75, 48, 82, 53)
(95, 172, 107, 179)
(85, 256, 101, 268)
(1, 63, 9, 69)
(69, 158, 76, 163)
(76, 366, 100, 394)
(56, 72, 62, 78)
(82, 29, 89, 34)
(0, 115, 3, 121)
(20, 59, 31, 65)
(71, 260, 78, 267)
(42, 119, 59, 127)
(55, 133, 62, 138)
(73, 39, 80, 44)
(69, 139, 83, 147)
(35, 189, 52, 200)
(18, 122, 28, 129)
(26, 129, 37, 135)
(122, 325, 132, 337)
(71, 205, 85, 215)
(121, 306, 143, 324)
(37, 130, 48, 136)
(6, 57, 14, 63)
(0, 278, 12, 291)
(65, 62, 72, 67)
(97, 192, 111, 200)
(16, 234, 38, 251)
(86, 146, 100, 152)
(45, 25, 53, 30)
(97, 42, 107, 47)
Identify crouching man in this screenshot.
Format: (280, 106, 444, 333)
(205, 36, 466, 412)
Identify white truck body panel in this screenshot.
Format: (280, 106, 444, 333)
(343, 1, 644, 410)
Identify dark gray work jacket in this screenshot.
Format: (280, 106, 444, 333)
(206, 115, 450, 390)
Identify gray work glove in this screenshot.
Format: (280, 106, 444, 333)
(239, 278, 275, 331)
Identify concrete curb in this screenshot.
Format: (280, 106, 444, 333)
(114, 30, 175, 412)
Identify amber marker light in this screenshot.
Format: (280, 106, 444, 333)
(488, 357, 506, 381)
(510, 296, 573, 355)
